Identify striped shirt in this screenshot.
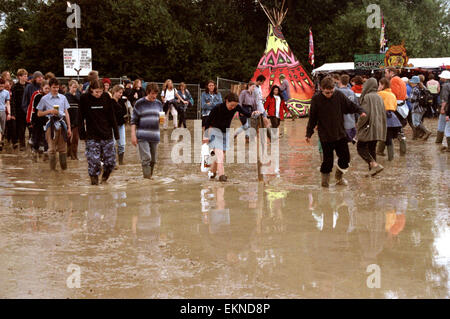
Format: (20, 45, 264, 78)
(131, 97, 163, 143)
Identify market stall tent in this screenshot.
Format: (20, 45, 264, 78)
(312, 57, 450, 75)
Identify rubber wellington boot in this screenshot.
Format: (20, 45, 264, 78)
(446, 137, 450, 152)
(335, 168, 348, 186)
(150, 162, 155, 177)
(90, 175, 99, 185)
(398, 132, 407, 156)
(32, 150, 38, 163)
(118, 153, 124, 165)
(420, 125, 432, 141)
(435, 131, 444, 144)
(101, 170, 111, 183)
(59, 153, 68, 170)
(376, 141, 386, 156)
(387, 144, 394, 161)
(321, 173, 330, 188)
(412, 127, 419, 140)
(142, 165, 152, 179)
(49, 155, 57, 171)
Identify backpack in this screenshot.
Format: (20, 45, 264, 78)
(418, 87, 431, 108)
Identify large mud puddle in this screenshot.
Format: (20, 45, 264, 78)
(0, 118, 449, 298)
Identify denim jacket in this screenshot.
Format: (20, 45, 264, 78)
(201, 92, 222, 117)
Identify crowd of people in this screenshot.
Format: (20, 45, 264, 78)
(0, 69, 197, 185)
(307, 67, 450, 187)
(201, 75, 293, 181)
(0, 67, 448, 187)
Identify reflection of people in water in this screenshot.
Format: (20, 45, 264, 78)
(238, 184, 259, 209)
(308, 191, 350, 233)
(207, 187, 229, 234)
(384, 196, 407, 248)
(257, 188, 288, 233)
(129, 188, 161, 247)
(199, 186, 253, 266)
(85, 193, 117, 235)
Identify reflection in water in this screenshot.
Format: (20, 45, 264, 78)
(0, 119, 449, 298)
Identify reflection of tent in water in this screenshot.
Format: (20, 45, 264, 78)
(251, 0, 315, 117)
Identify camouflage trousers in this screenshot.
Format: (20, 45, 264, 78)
(85, 139, 116, 176)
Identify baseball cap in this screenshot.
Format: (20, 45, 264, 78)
(410, 76, 420, 84)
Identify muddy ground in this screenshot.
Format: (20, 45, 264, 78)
(0, 118, 449, 298)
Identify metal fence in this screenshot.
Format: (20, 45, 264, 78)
(154, 82, 201, 120)
(56, 77, 201, 120)
(54, 76, 250, 120)
(198, 77, 247, 119)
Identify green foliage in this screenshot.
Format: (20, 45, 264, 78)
(0, 0, 448, 82)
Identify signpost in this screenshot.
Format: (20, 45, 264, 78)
(354, 54, 385, 70)
(63, 48, 92, 77)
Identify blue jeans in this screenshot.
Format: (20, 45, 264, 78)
(115, 124, 126, 154)
(235, 119, 250, 137)
(437, 113, 447, 132)
(437, 114, 450, 137)
(412, 112, 424, 127)
(138, 140, 158, 166)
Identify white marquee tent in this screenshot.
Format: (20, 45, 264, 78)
(312, 57, 450, 75)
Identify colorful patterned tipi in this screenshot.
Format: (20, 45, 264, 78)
(251, 0, 315, 117)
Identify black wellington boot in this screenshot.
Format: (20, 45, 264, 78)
(90, 175, 99, 185)
(59, 153, 68, 170)
(50, 155, 57, 171)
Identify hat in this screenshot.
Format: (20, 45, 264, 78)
(32, 71, 43, 79)
(439, 70, 450, 79)
(401, 77, 409, 82)
(410, 76, 420, 84)
(102, 77, 111, 85)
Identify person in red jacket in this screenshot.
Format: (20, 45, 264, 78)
(351, 76, 364, 98)
(264, 85, 291, 129)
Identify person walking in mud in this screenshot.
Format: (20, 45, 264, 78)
(130, 82, 163, 179)
(306, 76, 366, 187)
(356, 78, 386, 176)
(36, 78, 72, 171)
(384, 67, 408, 155)
(79, 79, 119, 185)
(435, 70, 450, 151)
(203, 92, 260, 182)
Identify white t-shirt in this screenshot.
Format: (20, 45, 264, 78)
(162, 88, 176, 101)
(254, 85, 265, 113)
(274, 95, 281, 118)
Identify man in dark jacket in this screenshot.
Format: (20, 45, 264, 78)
(21, 71, 44, 150)
(10, 69, 29, 149)
(306, 76, 366, 187)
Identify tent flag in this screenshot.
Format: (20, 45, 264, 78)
(309, 27, 314, 67)
(380, 13, 388, 53)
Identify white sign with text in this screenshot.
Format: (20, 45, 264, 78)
(63, 48, 92, 76)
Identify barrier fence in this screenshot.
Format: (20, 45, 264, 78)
(54, 77, 251, 120)
(56, 78, 201, 120)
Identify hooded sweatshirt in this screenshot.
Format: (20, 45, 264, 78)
(356, 78, 387, 142)
(79, 92, 119, 141)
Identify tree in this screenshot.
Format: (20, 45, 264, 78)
(0, 0, 448, 81)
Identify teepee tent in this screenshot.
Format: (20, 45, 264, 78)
(251, 0, 315, 117)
